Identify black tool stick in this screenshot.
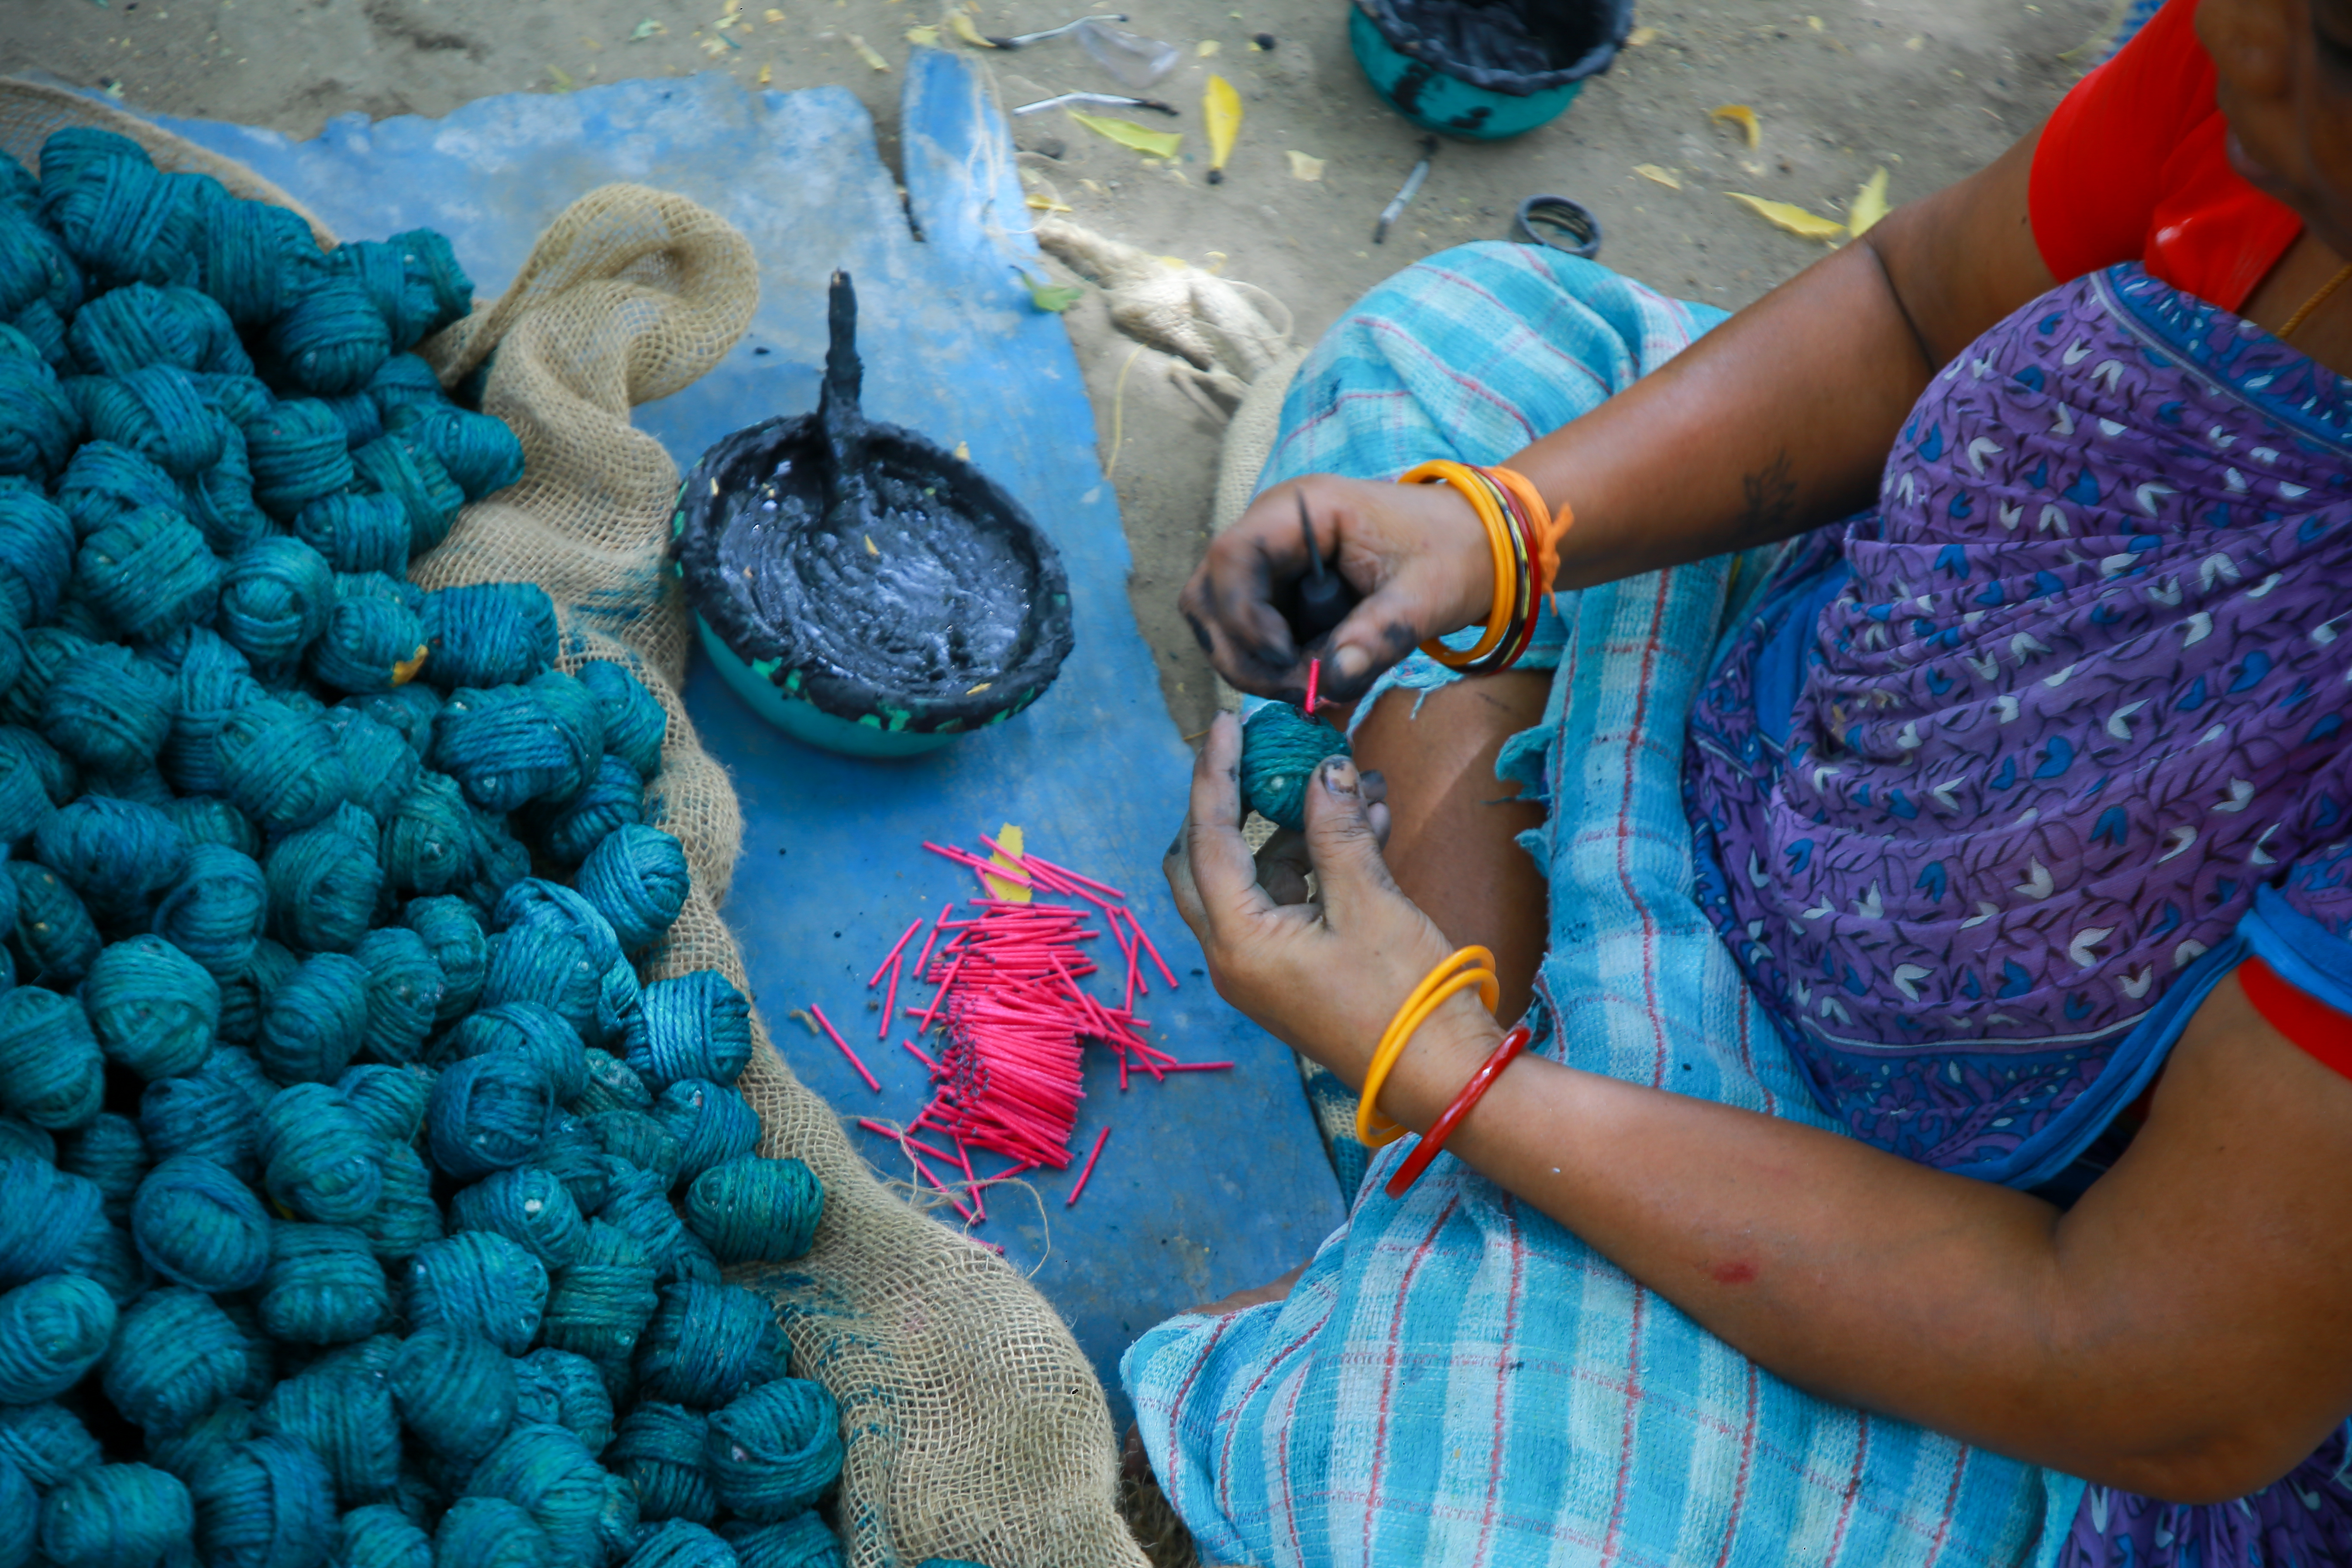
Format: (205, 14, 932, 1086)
(1290, 492, 1357, 643)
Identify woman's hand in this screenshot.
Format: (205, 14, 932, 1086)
(1164, 712, 1496, 1104)
(1178, 476, 1493, 707)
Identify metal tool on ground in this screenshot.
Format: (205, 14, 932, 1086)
(987, 12, 1128, 47)
(1373, 135, 1439, 244)
(1290, 490, 1359, 646)
(1012, 90, 1176, 116)
(1514, 193, 1603, 258)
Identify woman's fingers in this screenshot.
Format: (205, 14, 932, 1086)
(1255, 828, 1312, 906)
(1300, 752, 1401, 919)
(1181, 713, 1275, 939)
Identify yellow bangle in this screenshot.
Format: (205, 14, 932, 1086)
(1397, 460, 1515, 669)
(1357, 946, 1500, 1148)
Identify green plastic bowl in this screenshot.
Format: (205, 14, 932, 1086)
(1348, 1, 1630, 140)
(692, 612, 960, 759)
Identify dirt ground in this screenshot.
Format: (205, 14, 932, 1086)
(4, 0, 2117, 735)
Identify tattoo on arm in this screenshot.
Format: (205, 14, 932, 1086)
(1737, 448, 1800, 545)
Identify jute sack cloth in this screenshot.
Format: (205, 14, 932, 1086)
(0, 78, 1146, 1568)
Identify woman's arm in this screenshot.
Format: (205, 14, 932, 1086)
(1181, 130, 2058, 704)
(1169, 716, 2352, 1502)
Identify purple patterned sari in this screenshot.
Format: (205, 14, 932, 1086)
(1687, 263, 2352, 1563)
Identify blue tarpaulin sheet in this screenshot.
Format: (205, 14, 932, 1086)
(146, 52, 1347, 1418)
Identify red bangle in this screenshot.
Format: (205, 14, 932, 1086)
(1383, 1023, 1531, 1197)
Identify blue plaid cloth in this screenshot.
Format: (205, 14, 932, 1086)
(1124, 244, 2084, 1567)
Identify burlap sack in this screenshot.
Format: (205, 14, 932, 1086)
(1, 80, 1146, 1568)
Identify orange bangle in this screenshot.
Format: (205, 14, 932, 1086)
(1479, 466, 1562, 605)
(1398, 459, 1515, 668)
(1384, 1022, 1531, 1197)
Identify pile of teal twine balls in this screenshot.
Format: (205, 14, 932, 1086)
(0, 130, 850, 1568)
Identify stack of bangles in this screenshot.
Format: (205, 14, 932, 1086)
(1396, 459, 1565, 672)
(1354, 946, 1536, 1197)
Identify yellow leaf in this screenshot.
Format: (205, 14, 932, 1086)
(763, 7, 785, 18)
(954, 441, 971, 459)
(905, 23, 938, 43)
(1286, 149, 1325, 182)
(548, 64, 576, 91)
(1806, 14, 1822, 28)
(864, 534, 879, 556)
(847, 32, 889, 69)
(1067, 110, 1183, 160)
(1204, 74, 1242, 180)
(1847, 166, 1891, 236)
(1626, 24, 1658, 45)
(757, 61, 772, 83)
(699, 35, 730, 55)
(1024, 191, 1072, 213)
(1709, 103, 1761, 148)
(1633, 163, 1681, 190)
(948, 11, 994, 46)
(985, 824, 1029, 901)
(1197, 39, 1220, 55)
(1725, 192, 1845, 240)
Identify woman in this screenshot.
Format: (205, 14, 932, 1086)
(1132, 0, 2352, 1563)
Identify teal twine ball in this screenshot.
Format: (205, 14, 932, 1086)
(258, 1080, 384, 1222)
(608, 1403, 716, 1524)
(0, 985, 103, 1127)
(417, 585, 556, 690)
(574, 659, 667, 779)
(137, 1046, 269, 1179)
(87, 935, 220, 1078)
(0, 195, 80, 313)
(534, 1118, 612, 1217)
(337, 1063, 434, 1145)
(426, 1052, 553, 1180)
(42, 148, 203, 290)
(150, 842, 267, 980)
(214, 698, 349, 833)
(183, 422, 272, 557)
(99, 1285, 250, 1433)
(404, 407, 522, 501)
(147, 1397, 253, 1485)
(452, 1001, 588, 1103)
(55, 440, 177, 538)
(74, 501, 223, 640)
(351, 927, 442, 1064)
(634, 971, 754, 1091)
(596, 1471, 642, 1565)
(257, 952, 372, 1084)
(721, 1515, 842, 1568)
(320, 392, 384, 448)
(540, 1219, 657, 1377)
(67, 366, 224, 478)
(61, 1213, 149, 1307)
(0, 1272, 116, 1402)
(245, 399, 353, 520)
(268, 277, 391, 396)
(459, 1424, 605, 1562)
(407, 1231, 548, 1355)
(625, 1520, 739, 1568)
(196, 198, 316, 328)
(0, 355, 80, 481)
(69, 279, 243, 377)
(366, 353, 442, 418)
(577, 1050, 654, 1115)
(487, 878, 641, 1050)
(257, 1222, 392, 1346)
(577, 824, 690, 954)
(586, 1111, 682, 1188)
(159, 794, 259, 854)
(33, 794, 188, 929)
(386, 228, 471, 334)
(635, 1281, 784, 1409)
(339, 1505, 432, 1568)
(132, 1153, 270, 1291)
(327, 240, 441, 355)
(352, 434, 462, 556)
(531, 754, 642, 869)
(0, 1454, 29, 1568)
(343, 683, 440, 753)
(0, 1117, 51, 1162)
(404, 895, 486, 1023)
(217, 536, 334, 674)
(686, 1158, 824, 1267)
(352, 1139, 442, 1265)
(258, 1359, 401, 1504)
(5, 865, 102, 986)
(1, 624, 94, 729)
(1239, 703, 1351, 833)
(382, 772, 476, 897)
(58, 1111, 147, 1224)
(433, 1496, 548, 1568)
(0, 486, 73, 622)
(597, 1163, 689, 1282)
(37, 1463, 194, 1568)
(294, 492, 408, 577)
(312, 574, 429, 696)
(325, 706, 420, 824)
(187, 1436, 336, 1568)
(449, 1166, 585, 1271)
(389, 1322, 519, 1463)
(703, 1377, 842, 1522)
(433, 684, 597, 814)
(654, 1080, 760, 1187)
(162, 627, 261, 796)
(40, 641, 176, 779)
(0, 1400, 101, 1488)
(0, 1156, 101, 1286)
(513, 1346, 613, 1457)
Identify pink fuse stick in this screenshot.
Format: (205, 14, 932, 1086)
(1066, 1125, 1112, 1208)
(809, 1004, 880, 1092)
(867, 918, 923, 988)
